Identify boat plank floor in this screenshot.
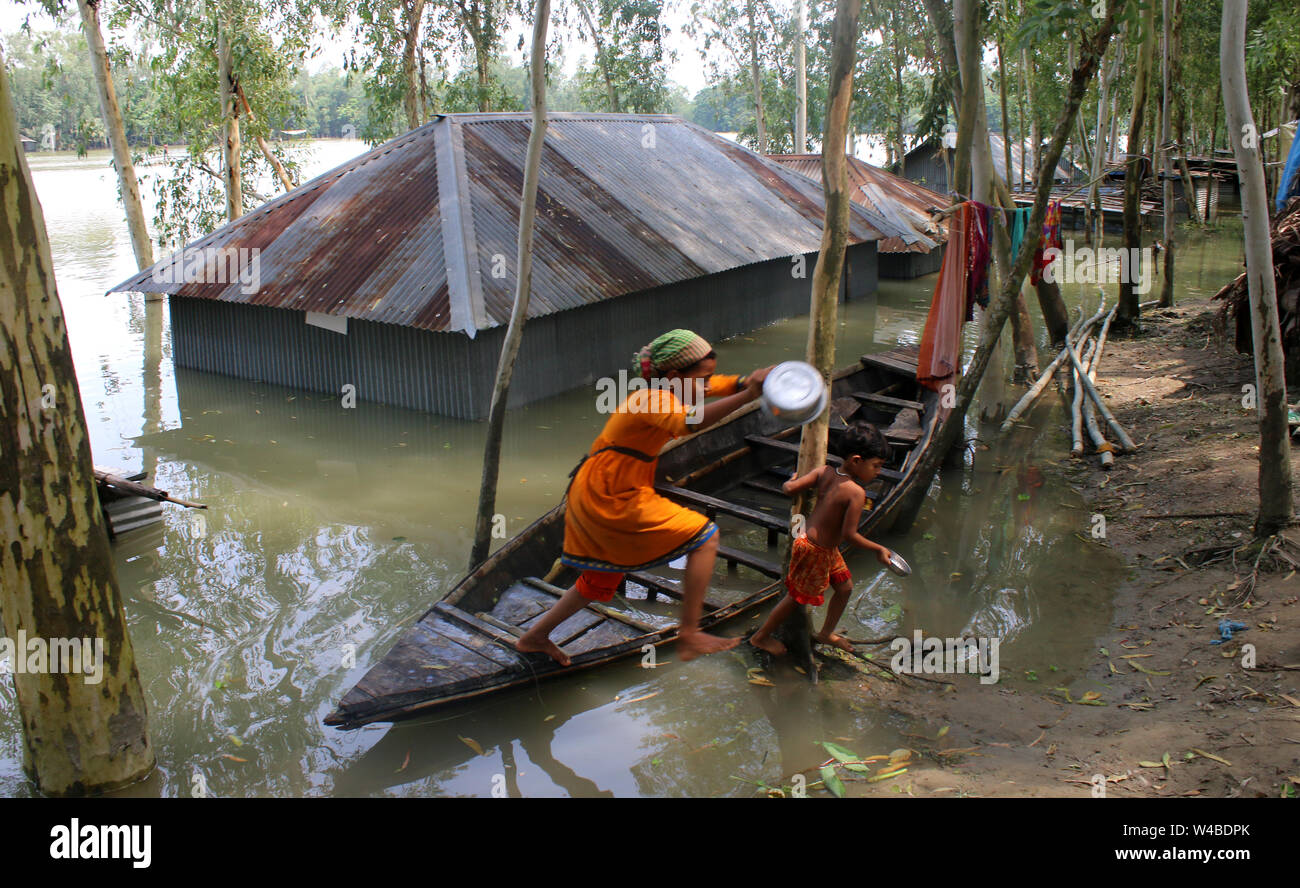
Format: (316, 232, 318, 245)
(423, 615, 530, 671)
(653, 484, 788, 532)
(351, 622, 506, 703)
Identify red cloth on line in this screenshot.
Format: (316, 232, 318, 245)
(918, 202, 974, 392)
(1031, 201, 1063, 286)
(965, 202, 992, 321)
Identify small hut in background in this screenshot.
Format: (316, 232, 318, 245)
(110, 113, 885, 420)
(897, 133, 1079, 194)
(768, 153, 948, 278)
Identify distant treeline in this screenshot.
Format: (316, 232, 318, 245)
(2, 28, 766, 153)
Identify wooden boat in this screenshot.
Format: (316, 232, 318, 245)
(326, 346, 944, 729)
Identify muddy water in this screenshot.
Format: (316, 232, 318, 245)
(0, 147, 1247, 795)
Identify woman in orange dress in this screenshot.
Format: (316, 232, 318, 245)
(516, 330, 771, 665)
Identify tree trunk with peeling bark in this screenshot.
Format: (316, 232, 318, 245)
(0, 55, 155, 796)
(470, 0, 551, 569)
(76, 0, 152, 271)
(748, 0, 766, 154)
(786, 0, 862, 675)
(1221, 0, 1293, 537)
(403, 0, 427, 130)
(217, 11, 241, 221)
(795, 0, 807, 151)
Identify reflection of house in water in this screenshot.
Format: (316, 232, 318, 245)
(768, 153, 949, 279)
(110, 113, 892, 420)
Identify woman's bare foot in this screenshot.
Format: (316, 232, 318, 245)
(678, 630, 741, 661)
(515, 632, 572, 666)
(748, 633, 787, 656)
(813, 631, 855, 653)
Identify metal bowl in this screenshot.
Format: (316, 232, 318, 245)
(761, 361, 827, 427)
(886, 551, 912, 577)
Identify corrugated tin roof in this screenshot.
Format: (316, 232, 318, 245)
(767, 154, 946, 253)
(110, 113, 883, 336)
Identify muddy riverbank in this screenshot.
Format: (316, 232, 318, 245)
(846, 290, 1300, 798)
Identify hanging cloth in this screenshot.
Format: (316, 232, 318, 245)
(1008, 207, 1031, 262)
(1031, 201, 1063, 286)
(918, 202, 974, 391)
(965, 201, 992, 320)
(1277, 122, 1300, 212)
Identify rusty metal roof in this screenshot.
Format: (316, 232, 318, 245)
(767, 154, 946, 253)
(109, 113, 883, 336)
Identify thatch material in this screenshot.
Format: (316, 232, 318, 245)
(1213, 197, 1300, 383)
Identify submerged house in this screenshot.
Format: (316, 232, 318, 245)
(768, 153, 948, 278)
(110, 113, 887, 420)
(898, 133, 1078, 194)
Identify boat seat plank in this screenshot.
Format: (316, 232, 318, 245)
(522, 577, 663, 635)
(434, 602, 534, 654)
(421, 614, 530, 671)
(860, 348, 919, 375)
(350, 622, 507, 703)
(851, 391, 925, 412)
(563, 619, 643, 655)
(740, 477, 788, 496)
(763, 462, 904, 484)
(487, 585, 552, 627)
(715, 544, 782, 578)
(625, 572, 729, 612)
(652, 484, 787, 533)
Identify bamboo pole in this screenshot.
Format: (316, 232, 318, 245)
(1071, 339, 1097, 455)
(1065, 330, 1137, 451)
(999, 300, 1104, 432)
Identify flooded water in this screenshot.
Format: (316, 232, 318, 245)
(1, 142, 1247, 796)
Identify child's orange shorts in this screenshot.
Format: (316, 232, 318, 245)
(785, 536, 852, 606)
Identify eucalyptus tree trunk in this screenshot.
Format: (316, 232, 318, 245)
(748, 0, 766, 154)
(951, 0, 979, 198)
(236, 85, 293, 192)
(576, 0, 619, 112)
(956, 0, 1010, 414)
(1171, 0, 1200, 224)
(998, 39, 1012, 187)
(795, 0, 807, 151)
(1088, 45, 1116, 244)
(76, 0, 152, 270)
(470, 0, 551, 569)
(897, 0, 1124, 528)
(0, 55, 155, 795)
(402, 0, 427, 130)
(1116, 0, 1155, 329)
(789, 0, 861, 678)
(1221, 0, 1293, 537)
(217, 10, 241, 221)
(1159, 0, 1175, 306)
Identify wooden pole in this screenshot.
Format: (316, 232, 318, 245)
(1117, 0, 1155, 329)
(1159, 0, 1175, 307)
(469, 0, 551, 569)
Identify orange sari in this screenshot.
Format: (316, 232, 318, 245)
(562, 375, 740, 572)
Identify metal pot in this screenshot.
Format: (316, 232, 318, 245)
(886, 551, 912, 577)
(761, 361, 827, 427)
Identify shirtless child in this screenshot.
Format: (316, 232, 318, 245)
(749, 422, 894, 656)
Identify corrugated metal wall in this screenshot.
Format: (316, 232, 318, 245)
(170, 242, 878, 420)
